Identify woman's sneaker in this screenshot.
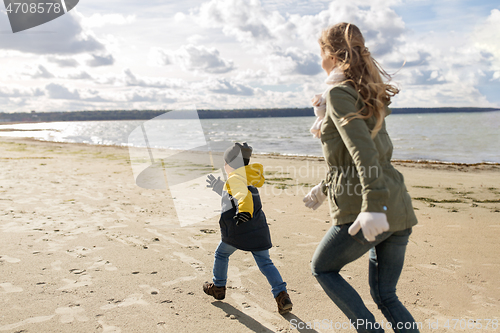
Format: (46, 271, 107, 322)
(203, 282, 226, 300)
(275, 291, 293, 314)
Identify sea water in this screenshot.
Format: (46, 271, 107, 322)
(0, 112, 498, 164)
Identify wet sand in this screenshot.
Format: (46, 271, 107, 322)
(1, 137, 499, 332)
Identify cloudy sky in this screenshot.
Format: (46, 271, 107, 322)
(0, 0, 499, 113)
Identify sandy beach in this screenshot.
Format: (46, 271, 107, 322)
(1, 136, 499, 333)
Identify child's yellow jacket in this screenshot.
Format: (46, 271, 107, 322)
(223, 163, 265, 217)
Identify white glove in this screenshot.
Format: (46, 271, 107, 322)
(348, 212, 389, 242)
(303, 183, 327, 210)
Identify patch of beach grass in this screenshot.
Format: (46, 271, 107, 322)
(0, 157, 53, 160)
(6, 143, 28, 151)
(413, 197, 464, 203)
(266, 177, 293, 182)
(473, 199, 500, 203)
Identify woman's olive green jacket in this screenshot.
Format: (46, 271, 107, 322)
(320, 84, 418, 232)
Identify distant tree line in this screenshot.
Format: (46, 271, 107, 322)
(390, 107, 500, 114)
(0, 107, 498, 123)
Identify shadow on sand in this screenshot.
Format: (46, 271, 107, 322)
(212, 301, 322, 333)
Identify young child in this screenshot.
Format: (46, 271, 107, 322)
(203, 142, 293, 315)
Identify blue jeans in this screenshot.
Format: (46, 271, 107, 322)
(311, 223, 419, 333)
(212, 241, 287, 298)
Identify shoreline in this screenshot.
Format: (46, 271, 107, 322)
(1, 136, 500, 170)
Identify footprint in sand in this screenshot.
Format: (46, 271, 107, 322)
(100, 294, 148, 310)
(291, 232, 317, 239)
(0, 255, 21, 263)
(55, 306, 89, 323)
(173, 252, 205, 272)
(51, 260, 62, 271)
(87, 258, 117, 271)
(227, 266, 242, 289)
(57, 275, 92, 291)
(46, 240, 66, 252)
(231, 292, 279, 330)
(417, 263, 455, 274)
(160, 252, 205, 287)
(66, 246, 102, 258)
(157, 321, 168, 331)
(162, 275, 197, 287)
(0, 315, 54, 331)
(97, 320, 122, 333)
(139, 284, 159, 295)
(0, 282, 23, 293)
(296, 242, 320, 247)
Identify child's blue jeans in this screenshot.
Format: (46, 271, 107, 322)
(212, 241, 287, 298)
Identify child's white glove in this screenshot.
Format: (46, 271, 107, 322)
(348, 212, 389, 242)
(303, 183, 327, 210)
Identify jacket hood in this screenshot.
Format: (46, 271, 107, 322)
(229, 163, 265, 188)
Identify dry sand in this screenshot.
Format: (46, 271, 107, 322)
(0, 137, 499, 332)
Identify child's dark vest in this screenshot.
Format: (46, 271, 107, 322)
(219, 186, 272, 251)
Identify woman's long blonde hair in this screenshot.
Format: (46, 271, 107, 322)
(319, 22, 399, 138)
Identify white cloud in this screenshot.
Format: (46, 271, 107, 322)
(123, 69, 186, 89)
(45, 83, 113, 102)
(46, 83, 80, 100)
(198, 78, 255, 96)
(187, 34, 204, 44)
(493, 71, 500, 82)
(87, 54, 115, 67)
(67, 71, 93, 80)
(128, 91, 159, 103)
(47, 56, 80, 68)
(196, 0, 275, 45)
(30, 65, 55, 79)
(174, 12, 187, 22)
(91, 74, 119, 86)
(82, 13, 136, 28)
(386, 15, 500, 107)
(473, 9, 500, 70)
(0, 11, 104, 55)
(195, 0, 406, 57)
(78, 89, 108, 102)
(148, 47, 172, 67)
(393, 83, 492, 107)
(192, 0, 405, 81)
(234, 68, 268, 81)
(123, 89, 177, 104)
(266, 47, 322, 76)
(1, 0, 499, 111)
(174, 44, 235, 74)
(150, 44, 235, 74)
(0, 85, 44, 98)
(286, 1, 406, 57)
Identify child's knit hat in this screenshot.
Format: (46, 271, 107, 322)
(224, 142, 253, 169)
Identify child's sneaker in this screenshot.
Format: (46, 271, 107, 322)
(203, 282, 226, 300)
(275, 291, 293, 314)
